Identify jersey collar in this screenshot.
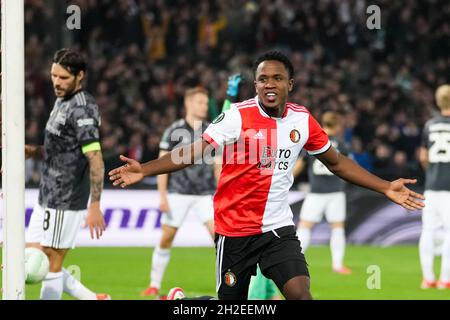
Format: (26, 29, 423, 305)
(255, 96, 288, 120)
(63, 88, 83, 101)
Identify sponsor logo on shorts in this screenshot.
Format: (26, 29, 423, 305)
(224, 271, 237, 287)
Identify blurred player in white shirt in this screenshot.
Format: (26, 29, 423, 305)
(141, 88, 219, 298)
(419, 84, 450, 289)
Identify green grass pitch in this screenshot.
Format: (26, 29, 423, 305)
(3, 246, 450, 300)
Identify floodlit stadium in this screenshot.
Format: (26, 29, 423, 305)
(1, 0, 450, 303)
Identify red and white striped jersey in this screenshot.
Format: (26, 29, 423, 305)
(203, 97, 330, 237)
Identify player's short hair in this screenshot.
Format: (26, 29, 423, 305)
(322, 111, 343, 129)
(253, 51, 294, 79)
(184, 87, 208, 101)
(53, 48, 87, 76)
(436, 84, 450, 110)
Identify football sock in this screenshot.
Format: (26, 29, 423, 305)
(419, 229, 435, 281)
(297, 227, 311, 253)
(440, 233, 450, 282)
(150, 246, 171, 289)
(330, 227, 345, 270)
(62, 268, 97, 300)
(40, 271, 63, 300)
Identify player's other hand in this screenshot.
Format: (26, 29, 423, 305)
(109, 155, 144, 188)
(85, 202, 106, 239)
(159, 195, 170, 213)
(384, 178, 425, 211)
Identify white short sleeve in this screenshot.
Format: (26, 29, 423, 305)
(202, 105, 242, 148)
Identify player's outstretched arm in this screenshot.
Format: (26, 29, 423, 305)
(109, 139, 212, 188)
(316, 146, 425, 211)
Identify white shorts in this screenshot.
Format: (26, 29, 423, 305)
(26, 204, 85, 249)
(299, 192, 346, 223)
(161, 194, 214, 228)
(422, 191, 450, 231)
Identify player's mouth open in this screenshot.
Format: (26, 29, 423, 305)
(265, 92, 277, 103)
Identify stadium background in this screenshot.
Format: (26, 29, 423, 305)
(1, 0, 450, 299)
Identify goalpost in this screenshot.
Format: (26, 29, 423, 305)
(1, 0, 25, 300)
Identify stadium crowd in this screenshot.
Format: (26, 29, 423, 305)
(22, 0, 450, 188)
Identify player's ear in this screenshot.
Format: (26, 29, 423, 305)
(288, 79, 294, 92)
(76, 70, 85, 83)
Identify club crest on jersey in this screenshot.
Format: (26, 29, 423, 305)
(290, 129, 301, 143)
(224, 271, 237, 287)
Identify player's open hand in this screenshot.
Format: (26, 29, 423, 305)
(384, 178, 425, 211)
(109, 155, 144, 188)
(85, 202, 106, 239)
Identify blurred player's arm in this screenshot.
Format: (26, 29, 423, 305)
(292, 158, 306, 178)
(419, 122, 430, 169)
(25, 145, 44, 159)
(419, 147, 429, 169)
(316, 146, 425, 211)
(157, 150, 170, 213)
(84, 143, 106, 239)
